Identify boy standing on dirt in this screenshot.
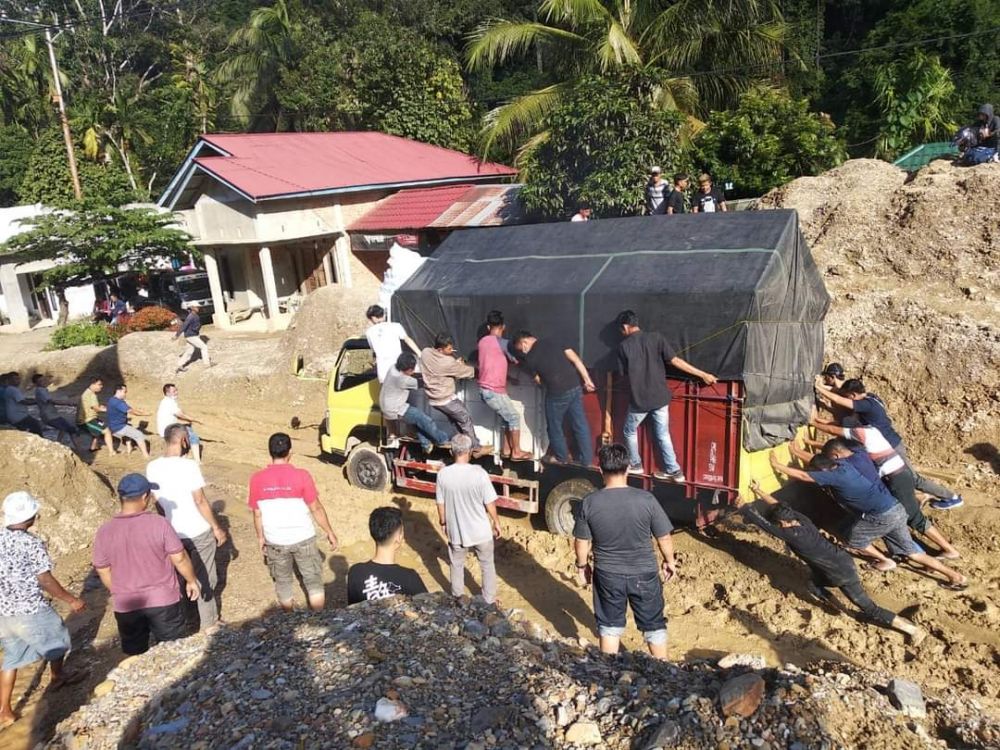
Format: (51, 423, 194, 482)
(175, 304, 210, 372)
(742, 482, 923, 641)
(0, 492, 86, 729)
(347, 507, 427, 605)
(574, 443, 676, 659)
(248, 433, 339, 611)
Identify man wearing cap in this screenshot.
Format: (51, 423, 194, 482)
(0, 492, 86, 728)
(645, 167, 668, 215)
(93, 474, 201, 655)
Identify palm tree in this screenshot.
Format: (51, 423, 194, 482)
(467, 0, 787, 155)
(214, 0, 296, 130)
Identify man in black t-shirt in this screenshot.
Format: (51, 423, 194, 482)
(743, 481, 922, 640)
(574, 444, 676, 658)
(512, 331, 596, 466)
(665, 173, 689, 214)
(347, 507, 427, 605)
(692, 173, 727, 213)
(616, 311, 717, 481)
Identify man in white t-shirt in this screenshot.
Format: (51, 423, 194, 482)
(365, 305, 419, 383)
(156, 383, 202, 462)
(146, 423, 227, 630)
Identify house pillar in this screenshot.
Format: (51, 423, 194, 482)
(202, 249, 227, 328)
(258, 245, 280, 330)
(320, 240, 334, 287)
(331, 204, 353, 288)
(0, 263, 31, 331)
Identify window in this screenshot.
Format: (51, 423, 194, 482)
(336, 347, 376, 391)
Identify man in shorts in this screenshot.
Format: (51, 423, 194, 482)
(157, 383, 203, 462)
(574, 443, 676, 658)
(477, 310, 531, 460)
(106, 383, 151, 458)
(77, 376, 114, 454)
(93, 474, 202, 655)
(0, 492, 86, 728)
(248, 433, 340, 611)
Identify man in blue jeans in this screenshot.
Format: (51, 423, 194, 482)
(573, 443, 676, 658)
(616, 310, 717, 481)
(512, 331, 595, 466)
(379, 352, 452, 453)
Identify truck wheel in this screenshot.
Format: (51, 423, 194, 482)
(545, 477, 596, 536)
(346, 443, 389, 492)
(317, 417, 328, 455)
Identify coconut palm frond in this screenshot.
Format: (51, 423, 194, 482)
(539, 0, 612, 26)
(479, 84, 566, 156)
(466, 20, 586, 71)
(597, 20, 643, 71)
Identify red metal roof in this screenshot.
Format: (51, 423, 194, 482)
(191, 133, 516, 201)
(430, 185, 524, 228)
(349, 184, 475, 231)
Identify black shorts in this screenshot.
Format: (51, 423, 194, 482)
(114, 601, 187, 655)
(592, 568, 667, 642)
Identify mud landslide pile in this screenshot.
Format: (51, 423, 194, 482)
(757, 159, 1000, 491)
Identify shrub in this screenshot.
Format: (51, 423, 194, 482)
(114, 305, 179, 336)
(46, 322, 114, 350)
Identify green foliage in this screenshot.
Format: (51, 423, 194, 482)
(0, 206, 195, 288)
(520, 73, 690, 219)
(19, 130, 136, 208)
(0, 126, 34, 207)
(873, 51, 957, 160)
(46, 321, 114, 351)
(694, 87, 847, 199)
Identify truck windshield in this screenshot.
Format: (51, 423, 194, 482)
(174, 274, 211, 299)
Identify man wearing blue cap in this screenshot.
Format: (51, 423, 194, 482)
(93, 474, 201, 655)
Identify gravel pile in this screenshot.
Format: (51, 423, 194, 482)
(47, 593, 1000, 749)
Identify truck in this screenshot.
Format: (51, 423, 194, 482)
(318, 210, 829, 535)
(122, 270, 215, 319)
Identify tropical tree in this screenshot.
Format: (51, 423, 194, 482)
(873, 51, 957, 160)
(466, 0, 788, 155)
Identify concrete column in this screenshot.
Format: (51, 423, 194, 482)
(0, 263, 31, 331)
(319, 240, 334, 287)
(331, 203, 353, 288)
(202, 248, 227, 328)
(258, 245, 280, 330)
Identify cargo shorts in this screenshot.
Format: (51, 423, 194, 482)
(265, 537, 324, 603)
(0, 603, 72, 670)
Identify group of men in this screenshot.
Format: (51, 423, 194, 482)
(570, 170, 727, 221)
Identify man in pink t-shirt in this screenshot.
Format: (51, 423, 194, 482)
(477, 310, 531, 460)
(92, 474, 201, 655)
(248, 433, 340, 611)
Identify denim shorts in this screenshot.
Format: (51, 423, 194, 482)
(0, 604, 71, 670)
(480, 389, 520, 429)
(848, 503, 921, 556)
(592, 568, 667, 644)
(265, 537, 324, 602)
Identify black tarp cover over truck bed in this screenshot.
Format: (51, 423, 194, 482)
(392, 210, 830, 451)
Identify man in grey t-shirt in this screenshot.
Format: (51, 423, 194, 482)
(574, 443, 676, 658)
(436, 434, 501, 604)
(380, 353, 452, 453)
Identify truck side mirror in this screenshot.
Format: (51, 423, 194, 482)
(293, 354, 304, 376)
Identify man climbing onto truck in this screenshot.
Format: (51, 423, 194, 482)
(365, 305, 420, 383)
(512, 331, 595, 466)
(420, 333, 488, 455)
(379, 352, 452, 453)
(616, 310, 717, 481)
(477, 310, 531, 460)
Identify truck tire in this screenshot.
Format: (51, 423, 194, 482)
(545, 477, 596, 536)
(346, 443, 389, 492)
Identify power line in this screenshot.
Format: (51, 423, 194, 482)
(0, 1, 195, 41)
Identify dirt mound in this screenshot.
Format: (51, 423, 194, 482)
(278, 284, 377, 377)
(47, 594, 1000, 749)
(0, 431, 114, 556)
(756, 159, 1000, 486)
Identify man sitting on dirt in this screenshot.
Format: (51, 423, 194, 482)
(76, 376, 115, 455)
(616, 310, 717, 481)
(380, 352, 452, 453)
(106, 383, 151, 458)
(3, 373, 43, 436)
(574, 443, 676, 659)
(743, 481, 923, 642)
(0, 492, 86, 729)
(32, 373, 78, 445)
(436, 434, 501, 605)
(512, 331, 595, 466)
(814, 378, 964, 511)
(93, 474, 202, 655)
(248, 433, 339, 612)
(347, 507, 427, 605)
(157, 383, 203, 463)
(975, 104, 1000, 150)
(147, 424, 228, 632)
(478, 310, 531, 460)
(365, 305, 420, 383)
(769, 452, 968, 589)
(420, 333, 487, 455)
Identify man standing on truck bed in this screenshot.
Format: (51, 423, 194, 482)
(175, 304, 210, 372)
(512, 331, 596, 466)
(478, 311, 531, 460)
(420, 333, 487, 454)
(616, 310, 717, 481)
(574, 443, 676, 659)
(365, 305, 420, 383)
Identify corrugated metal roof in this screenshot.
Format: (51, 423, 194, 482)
(349, 184, 474, 231)
(184, 132, 516, 202)
(429, 185, 524, 228)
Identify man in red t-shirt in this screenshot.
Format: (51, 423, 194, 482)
(477, 310, 531, 460)
(93, 474, 201, 655)
(248, 433, 340, 611)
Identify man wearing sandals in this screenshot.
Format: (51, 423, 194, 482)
(0, 492, 86, 728)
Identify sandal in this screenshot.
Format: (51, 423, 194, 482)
(940, 578, 969, 591)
